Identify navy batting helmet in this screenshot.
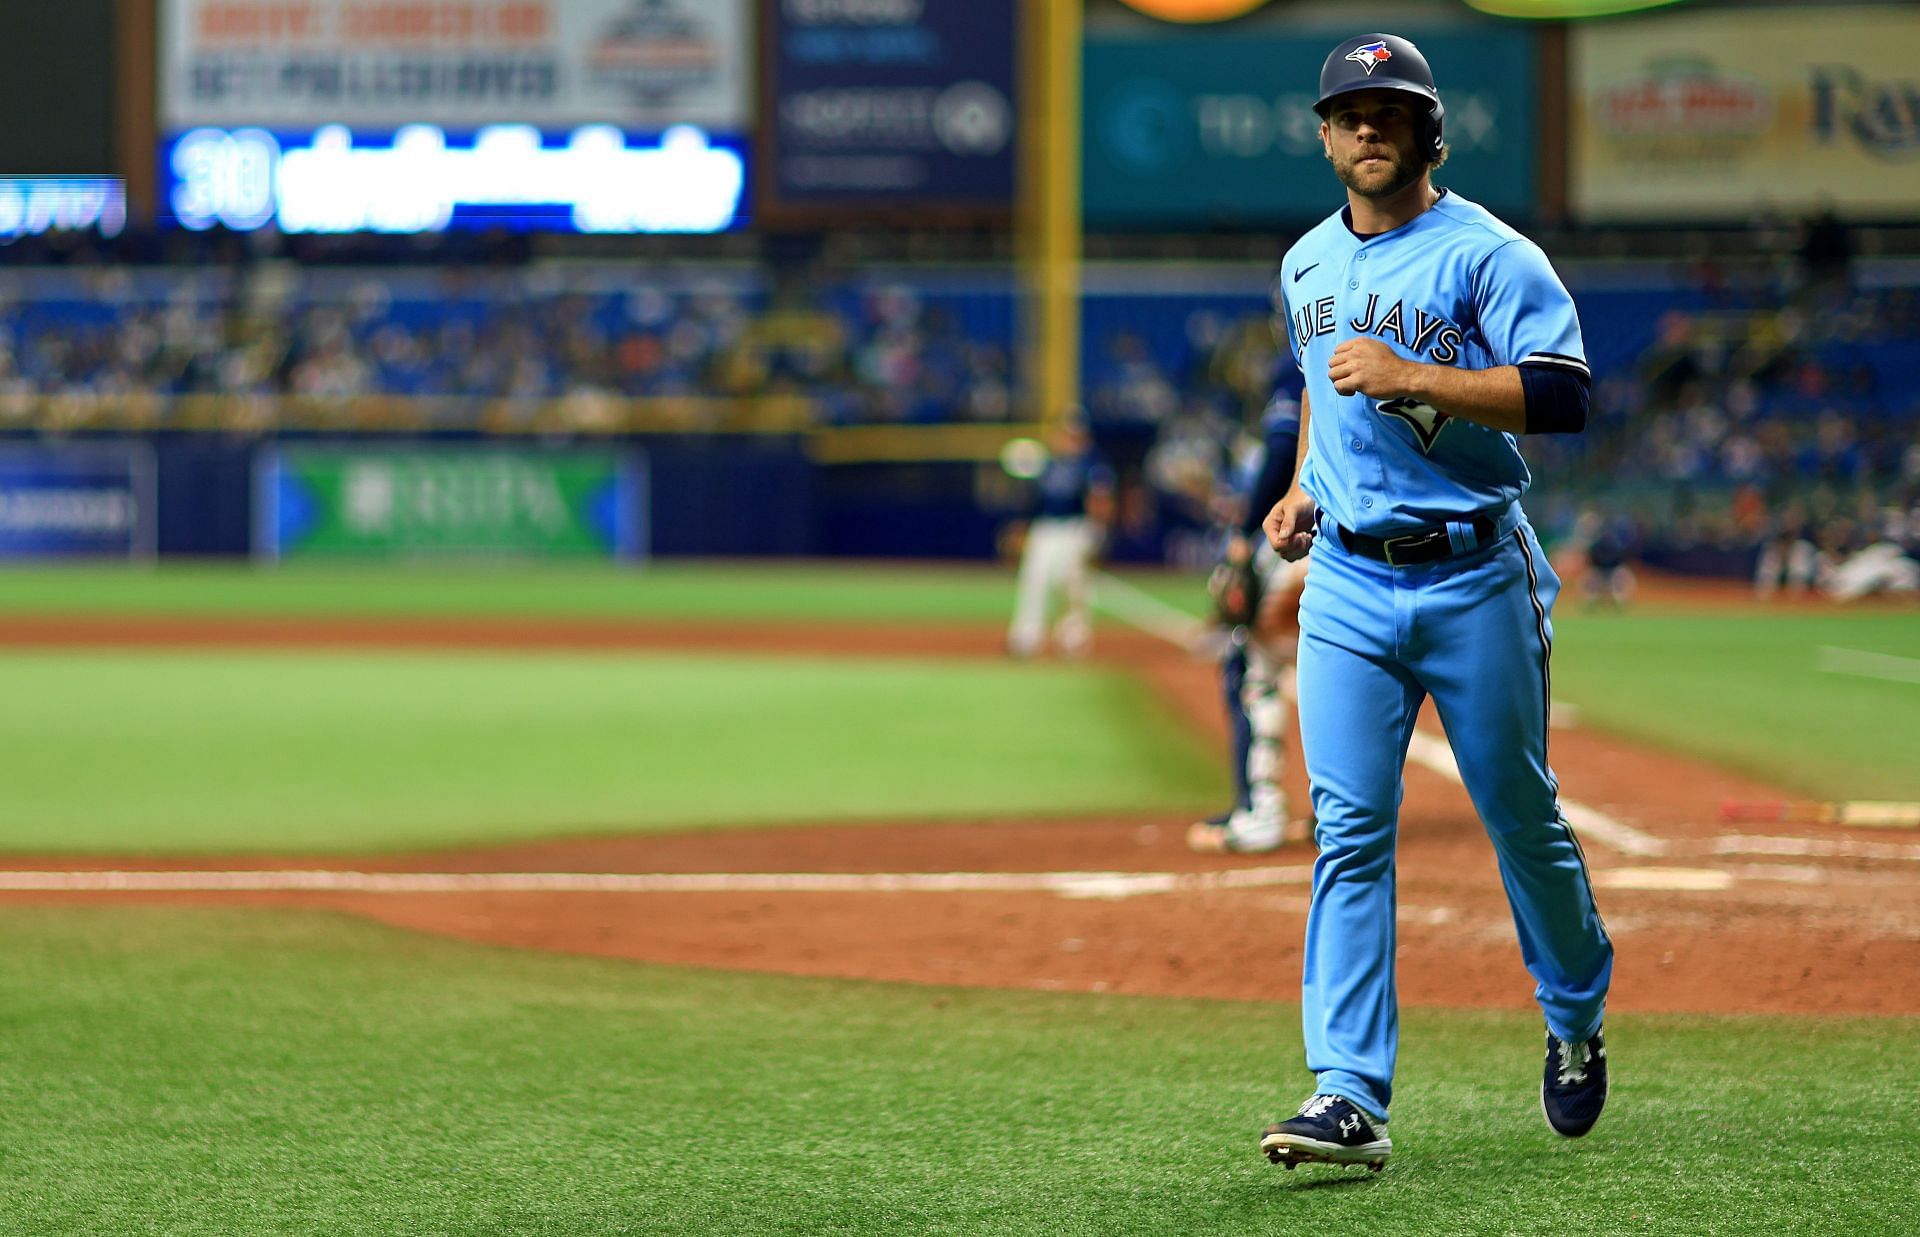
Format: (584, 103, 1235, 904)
(1314, 33, 1446, 164)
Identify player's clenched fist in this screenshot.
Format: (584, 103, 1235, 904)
(1329, 338, 1415, 398)
(1263, 489, 1318, 562)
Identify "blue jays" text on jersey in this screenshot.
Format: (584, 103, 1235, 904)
(1279, 190, 1589, 537)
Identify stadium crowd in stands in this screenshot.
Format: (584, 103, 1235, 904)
(0, 264, 1015, 433)
(1530, 263, 1920, 598)
(0, 229, 1913, 588)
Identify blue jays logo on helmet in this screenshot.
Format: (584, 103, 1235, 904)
(1316, 33, 1446, 162)
(1344, 41, 1393, 76)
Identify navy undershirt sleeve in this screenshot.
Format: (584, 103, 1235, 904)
(1519, 363, 1590, 435)
(1238, 429, 1300, 537)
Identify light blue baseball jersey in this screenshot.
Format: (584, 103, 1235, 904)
(1278, 190, 1588, 536)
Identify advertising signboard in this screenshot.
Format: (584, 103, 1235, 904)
(0, 443, 156, 560)
(257, 447, 647, 560)
(159, 0, 751, 233)
(1083, 27, 1538, 227)
(763, 0, 1018, 213)
(1571, 7, 1920, 220)
(161, 0, 751, 131)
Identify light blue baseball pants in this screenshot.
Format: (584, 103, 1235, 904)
(1294, 512, 1612, 1123)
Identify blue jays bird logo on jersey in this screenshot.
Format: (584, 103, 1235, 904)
(1376, 397, 1451, 452)
(1345, 41, 1393, 75)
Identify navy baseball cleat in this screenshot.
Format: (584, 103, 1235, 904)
(1542, 1027, 1608, 1137)
(1259, 1094, 1391, 1171)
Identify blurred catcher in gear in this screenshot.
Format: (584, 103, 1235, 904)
(1188, 394, 1309, 856)
(1005, 413, 1116, 659)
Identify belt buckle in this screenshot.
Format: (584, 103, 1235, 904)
(1381, 528, 1443, 566)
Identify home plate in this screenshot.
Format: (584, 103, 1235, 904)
(1594, 867, 1734, 892)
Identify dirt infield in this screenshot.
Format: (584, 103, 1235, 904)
(3, 611, 1916, 1019)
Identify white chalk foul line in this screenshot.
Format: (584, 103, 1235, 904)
(1713, 834, 1920, 863)
(1592, 865, 1835, 891)
(1091, 575, 1672, 862)
(0, 865, 1317, 902)
(1592, 862, 1920, 892)
(1090, 571, 1209, 649)
(11, 861, 1874, 899)
(1593, 867, 1732, 892)
(1815, 645, 1920, 686)
(1403, 731, 1671, 859)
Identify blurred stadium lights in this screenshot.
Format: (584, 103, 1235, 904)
(1112, 0, 1693, 21)
(998, 437, 1049, 481)
(165, 123, 746, 234)
(1112, 0, 1274, 21)
(0, 177, 127, 241)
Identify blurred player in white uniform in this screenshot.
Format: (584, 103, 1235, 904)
(1006, 415, 1116, 659)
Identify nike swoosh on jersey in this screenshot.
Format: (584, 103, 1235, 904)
(1292, 264, 1319, 283)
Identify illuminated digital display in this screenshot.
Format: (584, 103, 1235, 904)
(0, 178, 128, 240)
(161, 124, 747, 233)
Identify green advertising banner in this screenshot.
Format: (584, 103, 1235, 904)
(1084, 27, 1539, 228)
(257, 447, 646, 560)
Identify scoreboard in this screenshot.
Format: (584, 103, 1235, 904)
(158, 0, 752, 234)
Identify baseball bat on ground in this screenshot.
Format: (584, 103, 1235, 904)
(1718, 800, 1920, 829)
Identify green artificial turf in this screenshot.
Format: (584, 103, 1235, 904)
(0, 906, 1913, 1235)
(1551, 609, 1920, 802)
(0, 560, 1213, 633)
(0, 561, 1016, 621)
(0, 561, 1209, 627)
(0, 650, 1221, 853)
(3, 559, 1912, 807)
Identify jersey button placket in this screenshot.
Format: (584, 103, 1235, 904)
(1342, 246, 1383, 519)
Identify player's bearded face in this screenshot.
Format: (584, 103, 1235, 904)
(1334, 141, 1420, 199)
(1322, 93, 1425, 199)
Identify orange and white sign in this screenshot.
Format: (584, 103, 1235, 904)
(1571, 6, 1920, 219)
(161, 0, 751, 129)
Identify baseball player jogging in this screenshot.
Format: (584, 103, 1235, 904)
(1189, 394, 1310, 855)
(1253, 34, 1612, 1173)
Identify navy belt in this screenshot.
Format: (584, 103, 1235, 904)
(1336, 515, 1499, 566)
